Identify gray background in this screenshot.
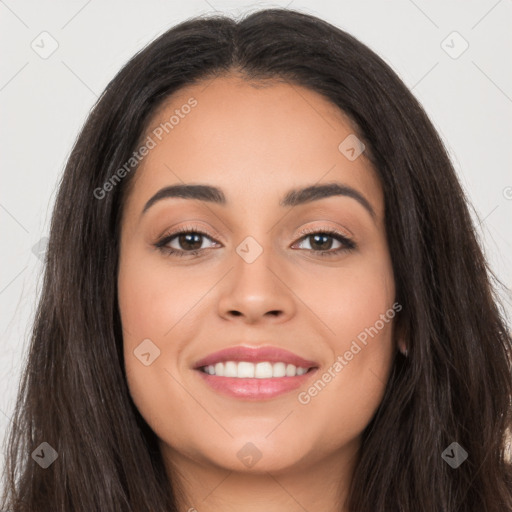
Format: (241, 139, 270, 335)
(1, 0, 511, 474)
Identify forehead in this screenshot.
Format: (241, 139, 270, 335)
(123, 75, 383, 221)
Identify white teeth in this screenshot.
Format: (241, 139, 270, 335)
(285, 363, 296, 376)
(202, 361, 311, 378)
(214, 362, 224, 377)
(255, 362, 273, 379)
(238, 361, 255, 378)
(273, 362, 286, 377)
(224, 361, 238, 377)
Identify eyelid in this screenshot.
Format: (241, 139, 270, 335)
(291, 225, 356, 252)
(155, 222, 223, 245)
(156, 222, 354, 247)
(294, 223, 354, 241)
(154, 221, 357, 262)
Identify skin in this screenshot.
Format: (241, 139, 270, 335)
(117, 74, 403, 512)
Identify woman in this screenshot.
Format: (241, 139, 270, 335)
(2, 8, 511, 512)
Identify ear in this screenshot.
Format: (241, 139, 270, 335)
(397, 338, 408, 356)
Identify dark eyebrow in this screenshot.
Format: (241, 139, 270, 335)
(141, 182, 376, 219)
(280, 182, 375, 219)
(142, 184, 226, 215)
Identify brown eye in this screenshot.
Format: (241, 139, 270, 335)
(155, 228, 220, 257)
(293, 229, 356, 257)
(173, 232, 204, 251)
(304, 233, 336, 251)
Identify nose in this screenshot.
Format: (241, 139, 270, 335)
(216, 242, 297, 325)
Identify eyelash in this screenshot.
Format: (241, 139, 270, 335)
(154, 224, 356, 258)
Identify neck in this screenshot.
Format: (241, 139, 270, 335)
(161, 439, 360, 512)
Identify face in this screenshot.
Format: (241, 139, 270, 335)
(117, 74, 398, 478)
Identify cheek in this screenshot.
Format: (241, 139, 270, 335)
(298, 243, 394, 350)
(295, 254, 396, 442)
(117, 236, 397, 465)
(117, 248, 205, 342)
(117, 249, 197, 430)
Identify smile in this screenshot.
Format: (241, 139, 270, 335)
(199, 361, 313, 378)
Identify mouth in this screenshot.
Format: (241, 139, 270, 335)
(193, 345, 319, 400)
(198, 361, 314, 378)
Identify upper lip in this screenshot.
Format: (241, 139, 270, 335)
(193, 345, 319, 369)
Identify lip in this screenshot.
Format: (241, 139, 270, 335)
(196, 368, 319, 400)
(193, 345, 319, 401)
(193, 345, 318, 369)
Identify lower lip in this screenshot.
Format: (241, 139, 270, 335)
(195, 368, 318, 400)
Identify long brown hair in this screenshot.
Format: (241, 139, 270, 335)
(2, 8, 512, 511)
